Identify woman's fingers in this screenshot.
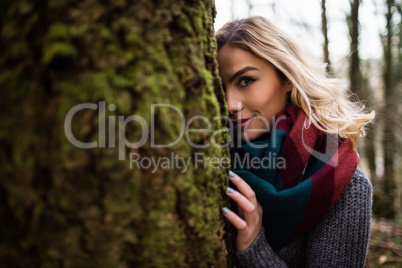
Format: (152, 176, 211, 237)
(223, 171, 263, 252)
(229, 171, 258, 204)
(222, 207, 247, 230)
(226, 187, 256, 214)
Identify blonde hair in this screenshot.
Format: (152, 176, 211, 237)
(215, 16, 375, 149)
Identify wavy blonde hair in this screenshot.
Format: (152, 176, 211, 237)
(215, 16, 375, 149)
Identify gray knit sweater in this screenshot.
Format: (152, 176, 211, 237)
(236, 168, 372, 267)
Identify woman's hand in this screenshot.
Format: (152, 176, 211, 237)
(222, 171, 263, 252)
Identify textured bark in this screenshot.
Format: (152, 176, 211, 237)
(321, 0, 331, 75)
(379, 0, 396, 219)
(0, 0, 234, 266)
(348, 0, 362, 97)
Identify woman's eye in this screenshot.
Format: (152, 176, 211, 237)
(238, 77, 255, 87)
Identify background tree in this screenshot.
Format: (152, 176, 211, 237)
(378, 0, 398, 219)
(396, 0, 402, 217)
(0, 0, 234, 267)
(245, 0, 254, 16)
(348, 0, 362, 97)
(346, 0, 378, 207)
(321, 0, 332, 75)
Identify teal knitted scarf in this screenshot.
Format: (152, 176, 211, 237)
(230, 105, 358, 251)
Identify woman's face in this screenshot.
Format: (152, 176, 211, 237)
(217, 45, 291, 141)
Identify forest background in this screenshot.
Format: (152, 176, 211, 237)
(218, 1, 401, 266)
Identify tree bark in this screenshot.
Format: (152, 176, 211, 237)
(348, 0, 362, 97)
(380, 0, 396, 219)
(0, 0, 234, 266)
(321, 0, 332, 75)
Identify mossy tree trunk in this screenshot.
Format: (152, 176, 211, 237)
(0, 0, 234, 267)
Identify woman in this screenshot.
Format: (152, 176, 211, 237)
(216, 16, 374, 267)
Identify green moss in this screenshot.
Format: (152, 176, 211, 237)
(0, 0, 232, 266)
(48, 23, 69, 40)
(42, 42, 77, 63)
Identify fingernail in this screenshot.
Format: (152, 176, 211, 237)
(229, 170, 236, 178)
(222, 207, 229, 214)
(226, 187, 235, 194)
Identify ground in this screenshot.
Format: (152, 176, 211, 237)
(366, 218, 402, 267)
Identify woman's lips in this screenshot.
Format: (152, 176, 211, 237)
(231, 116, 256, 128)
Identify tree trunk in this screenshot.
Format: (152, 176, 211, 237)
(360, 60, 377, 186)
(321, 0, 332, 75)
(363, 124, 377, 187)
(380, 0, 396, 219)
(396, 2, 402, 218)
(0, 0, 234, 266)
(245, 0, 253, 16)
(348, 0, 362, 97)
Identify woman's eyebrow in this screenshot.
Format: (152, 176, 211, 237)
(229, 66, 258, 83)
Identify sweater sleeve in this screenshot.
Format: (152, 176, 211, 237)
(305, 168, 372, 267)
(235, 226, 288, 268)
(235, 168, 372, 268)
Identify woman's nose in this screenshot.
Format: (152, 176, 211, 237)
(226, 88, 243, 116)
